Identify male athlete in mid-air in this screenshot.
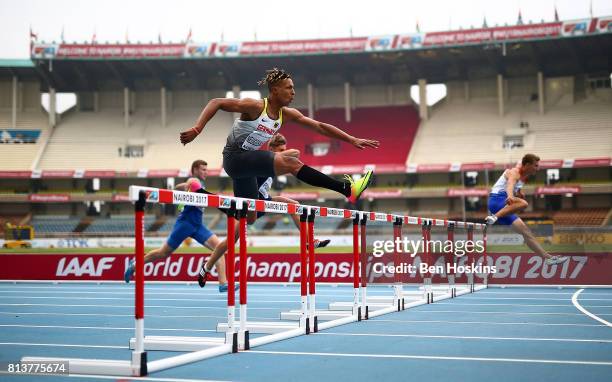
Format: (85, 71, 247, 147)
(124, 160, 233, 292)
(485, 153, 568, 265)
(179, 67, 379, 223)
(195, 133, 330, 287)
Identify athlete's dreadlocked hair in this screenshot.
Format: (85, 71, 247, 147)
(257, 68, 292, 90)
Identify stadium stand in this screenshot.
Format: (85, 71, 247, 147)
(83, 215, 156, 235)
(408, 80, 612, 165)
(30, 215, 81, 234)
(0, 111, 48, 170)
(283, 105, 419, 166)
(551, 208, 610, 226)
(38, 90, 231, 171)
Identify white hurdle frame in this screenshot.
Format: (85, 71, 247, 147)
(22, 185, 487, 376)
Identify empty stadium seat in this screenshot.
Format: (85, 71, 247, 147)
(282, 105, 419, 166)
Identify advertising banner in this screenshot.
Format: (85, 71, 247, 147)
(1, 252, 609, 285)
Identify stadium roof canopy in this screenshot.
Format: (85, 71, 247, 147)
(4, 21, 612, 92)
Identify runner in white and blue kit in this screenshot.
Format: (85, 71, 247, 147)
(486, 153, 567, 265)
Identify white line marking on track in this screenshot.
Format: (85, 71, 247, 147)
(572, 289, 612, 328)
(463, 297, 612, 301)
(0, 303, 279, 310)
(0, 371, 229, 382)
(0, 295, 298, 303)
(318, 332, 612, 343)
(0, 311, 276, 320)
(371, 319, 606, 327)
(0, 324, 217, 332)
(436, 302, 612, 308)
(0, 341, 123, 349)
(480, 292, 612, 296)
(247, 350, 612, 366)
(403, 309, 612, 317)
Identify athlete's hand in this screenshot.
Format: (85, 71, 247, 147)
(180, 127, 200, 145)
(350, 137, 380, 149)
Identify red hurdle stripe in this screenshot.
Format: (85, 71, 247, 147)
(307, 211, 316, 296)
(135, 202, 145, 320)
(239, 209, 247, 305)
(226, 208, 236, 308)
(300, 212, 308, 298)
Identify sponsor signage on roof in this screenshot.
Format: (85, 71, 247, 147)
(30, 17, 611, 60)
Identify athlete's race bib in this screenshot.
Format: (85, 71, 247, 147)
(241, 123, 279, 151)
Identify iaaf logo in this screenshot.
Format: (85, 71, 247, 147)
(220, 197, 232, 209)
(218, 43, 239, 54)
(186, 44, 208, 57)
(563, 21, 587, 35)
(145, 190, 159, 202)
(369, 37, 391, 49)
(56, 257, 115, 277)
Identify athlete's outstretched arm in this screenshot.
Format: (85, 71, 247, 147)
(180, 98, 262, 145)
(283, 108, 379, 150)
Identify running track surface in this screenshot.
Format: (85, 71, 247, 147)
(0, 283, 610, 382)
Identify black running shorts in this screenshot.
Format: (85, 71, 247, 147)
(223, 150, 275, 200)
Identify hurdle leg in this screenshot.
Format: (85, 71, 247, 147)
(225, 203, 238, 353)
(360, 214, 369, 320)
(307, 209, 318, 332)
(238, 205, 249, 350)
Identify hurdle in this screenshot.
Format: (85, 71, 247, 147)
(329, 216, 488, 314)
(22, 184, 488, 376)
(129, 198, 240, 355)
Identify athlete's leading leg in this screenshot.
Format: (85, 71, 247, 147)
(124, 243, 174, 283)
(511, 218, 568, 265)
(273, 153, 372, 204)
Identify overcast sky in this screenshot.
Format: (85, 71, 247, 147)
(1, 0, 610, 58)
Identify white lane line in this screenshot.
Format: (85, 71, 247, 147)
(370, 319, 605, 327)
(0, 324, 217, 332)
(572, 289, 612, 328)
(436, 303, 612, 308)
(247, 350, 612, 366)
(0, 311, 276, 320)
(399, 309, 612, 317)
(462, 297, 612, 301)
(0, 341, 123, 349)
(479, 291, 612, 296)
(0, 303, 279, 310)
(7, 294, 612, 302)
(2, 310, 608, 319)
(0, 295, 299, 303)
(317, 332, 612, 343)
(0, 371, 229, 382)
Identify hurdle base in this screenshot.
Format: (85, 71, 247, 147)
(21, 356, 142, 377)
(280, 309, 352, 321)
(129, 336, 226, 352)
(217, 321, 300, 334)
(328, 301, 395, 311)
